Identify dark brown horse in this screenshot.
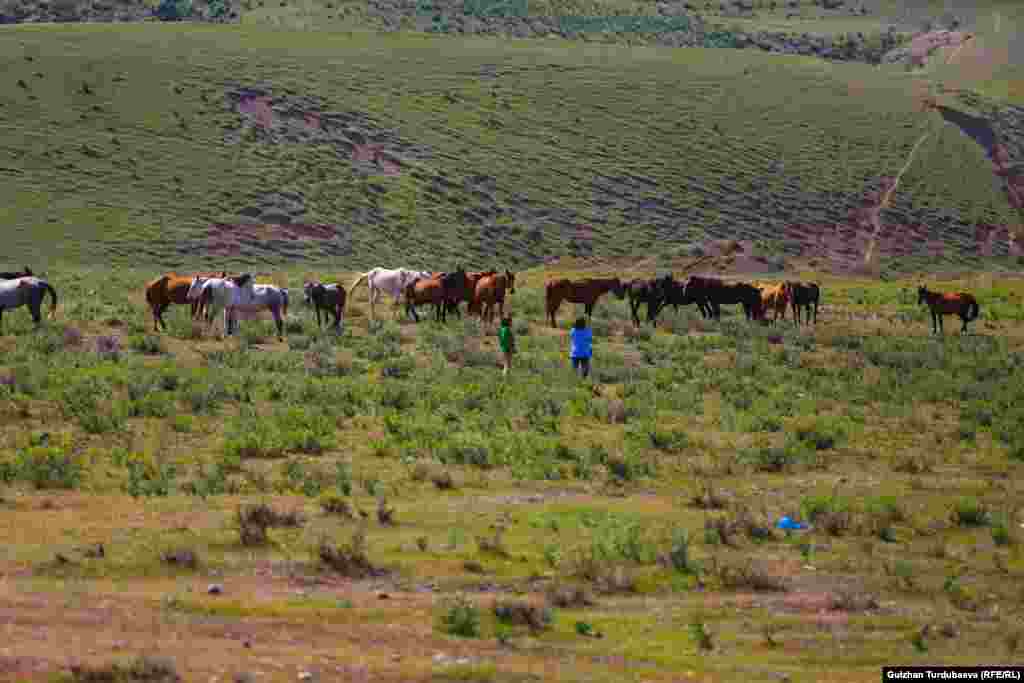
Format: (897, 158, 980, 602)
(545, 277, 625, 328)
(446, 270, 495, 319)
(918, 285, 979, 335)
(405, 268, 471, 323)
(787, 281, 821, 326)
(470, 270, 516, 324)
(303, 281, 347, 330)
(652, 274, 713, 321)
(682, 276, 762, 321)
(624, 278, 664, 328)
(0, 267, 33, 280)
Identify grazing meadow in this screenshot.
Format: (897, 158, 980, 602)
(2, 264, 1024, 681)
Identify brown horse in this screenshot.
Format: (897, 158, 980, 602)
(757, 283, 791, 326)
(787, 281, 821, 326)
(405, 269, 471, 323)
(918, 285, 979, 335)
(545, 277, 625, 328)
(144, 271, 225, 332)
(470, 270, 516, 324)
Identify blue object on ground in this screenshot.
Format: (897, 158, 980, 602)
(776, 516, 807, 530)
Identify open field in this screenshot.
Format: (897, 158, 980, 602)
(2, 263, 1024, 681)
(1, 23, 1023, 275)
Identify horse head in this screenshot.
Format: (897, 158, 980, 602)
(505, 269, 516, 294)
(917, 285, 928, 304)
(302, 281, 319, 305)
(231, 273, 253, 288)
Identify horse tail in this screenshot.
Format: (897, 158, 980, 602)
(281, 289, 289, 318)
(966, 298, 980, 321)
(349, 271, 369, 295)
(146, 275, 169, 305)
(43, 282, 58, 319)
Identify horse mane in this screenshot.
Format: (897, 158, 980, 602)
(231, 273, 253, 287)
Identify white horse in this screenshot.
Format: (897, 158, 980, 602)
(225, 274, 289, 339)
(186, 276, 235, 334)
(349, 267, 432, 321)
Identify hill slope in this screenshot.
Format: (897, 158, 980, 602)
(1, 24, 1022, 274)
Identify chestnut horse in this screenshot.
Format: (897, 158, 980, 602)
(545, 277, 625, 328)
(405, 269, 472, 323)
(470, 270, 515, 324)
(757, 283, 791, 326)
(787, 281, 821, 326)
(144, 271, 225, 332)
(918, 285, 979, 335)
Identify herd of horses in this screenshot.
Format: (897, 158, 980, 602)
(0, 265, 983, 339)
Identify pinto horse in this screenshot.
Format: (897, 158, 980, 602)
(652, 274, 713, 321)
(0, 267, 33, 280)
(683, 276, 762, 321)
(918, 285, 979, 335)
(303, 281, 347, 331)
(545, 277, 625, 328)
(624, 278, 664, 328)
(469, 270, 515, 324)
(757, 283, 791, 326)
(405, 269, 471, 323)
(145, 271, 225, 332)
(349, 268, 433, 321)
(787, 281, 820, 326)
(0, 277, 57, 332)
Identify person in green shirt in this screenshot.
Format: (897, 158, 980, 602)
(498, 316, 515, 377)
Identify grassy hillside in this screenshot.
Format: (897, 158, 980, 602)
(2, 265, 1024, 682)
(1, 23, 1021, 275)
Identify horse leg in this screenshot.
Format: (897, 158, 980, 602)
(273, 307, 283, 340)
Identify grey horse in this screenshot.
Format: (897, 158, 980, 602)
(0, 277, 58, 332)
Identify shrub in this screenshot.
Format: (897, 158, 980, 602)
(951, 498, 990, 527)
(68, 655, 180, 682)
(493, 599, 554, 633)
(236, 503, 304, 546)
(667, 527, 697, 574)
(124, 458, 176, 498)
(319, 493, 353, 518)
(438, 594, 481, 638)
(317, 528, 379, 578)
(3, 446, 83, 490)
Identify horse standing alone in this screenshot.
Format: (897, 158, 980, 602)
(0, 277, 57, 332)
(917, 285, 979, 335)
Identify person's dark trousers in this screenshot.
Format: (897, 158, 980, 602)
(572, 356, 590, 378)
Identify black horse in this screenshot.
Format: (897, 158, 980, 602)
(0, 266, 33, 280)
(787, 281, 820, 326)
(624, 278, 664, 327)
(652, 274, 714, 321)
(682, 276, 762, 321)
(303, 281, 347, 330)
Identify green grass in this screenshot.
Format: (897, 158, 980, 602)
(3, 265, 1024, 680)
(1, 23, 1021, 273)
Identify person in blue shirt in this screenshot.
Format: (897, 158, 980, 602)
(569, 317, 592, 378)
